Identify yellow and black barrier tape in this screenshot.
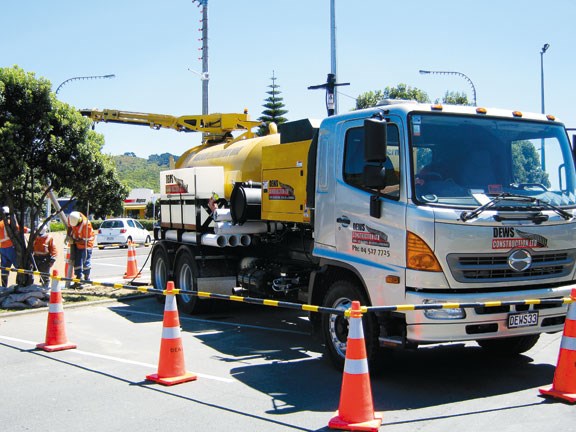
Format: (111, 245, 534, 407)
(2, 266, 573, 317)
(367, 297, 573, 314)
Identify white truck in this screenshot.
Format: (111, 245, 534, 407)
(83, 102, 576, 368)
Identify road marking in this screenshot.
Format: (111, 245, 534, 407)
(113, 308, 311, 335)
(0, 335, 233, 383)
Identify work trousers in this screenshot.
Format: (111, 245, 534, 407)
(0, 246, 16, 287)
(73, 247, 92, 280)
(35, 255, 54, 287)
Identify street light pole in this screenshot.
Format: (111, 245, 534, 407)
(55, 74, 116, 95)
(330, 0, 338, 114)
(419, 69, 477, 106)
(540, 43, 550, 170)
(192, 0, 209, 115)
(540, 44, 550, 114)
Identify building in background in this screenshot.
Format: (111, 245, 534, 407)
(123, 188, 159, 219)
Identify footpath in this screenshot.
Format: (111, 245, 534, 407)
(1, 231, 149, 311)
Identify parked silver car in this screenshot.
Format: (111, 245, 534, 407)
(96, 218, 152, 249)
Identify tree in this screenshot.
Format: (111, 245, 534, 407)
(0, 66, 127, 285)
(355, 83, 430, 109)
(512, 141, 550, 186)
(257, 72, 288, 136)
(440, 91, 471, 106)
(148, 153, 178, 166)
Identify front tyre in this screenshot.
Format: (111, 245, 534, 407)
(321, 279, 381, 371)
(476, 334, 540, 355)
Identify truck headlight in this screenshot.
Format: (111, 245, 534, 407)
(423, 299, 466, 320)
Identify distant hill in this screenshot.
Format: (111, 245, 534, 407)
(114, 153, 179, 192)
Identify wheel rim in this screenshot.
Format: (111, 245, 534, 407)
(178, 260, 194, 303)
(153, 254, 167, 290)
(328, 296, 352, 358)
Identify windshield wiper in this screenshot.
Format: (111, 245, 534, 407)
(460, 193, 573, 222)
(530, 198, 573, 220)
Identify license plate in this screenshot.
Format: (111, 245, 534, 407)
(106, 236, 115, 241)
(507, 311, 539, 328)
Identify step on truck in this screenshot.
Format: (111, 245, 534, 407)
(83, 103, 576, 369)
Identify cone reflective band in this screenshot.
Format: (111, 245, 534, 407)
(146, 281, 197, 385)
(36, 270, 77, 352)
(539, 288, 576, 403)
(329, 301, 382, 431)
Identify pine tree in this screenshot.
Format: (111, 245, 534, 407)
(257, 72, 288, 136)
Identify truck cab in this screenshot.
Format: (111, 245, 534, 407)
(312, 102, 575, 366)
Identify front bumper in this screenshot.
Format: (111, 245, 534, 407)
(404, 284, 572, 343)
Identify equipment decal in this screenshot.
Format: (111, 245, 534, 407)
(268, 180, 295, 200)
(351, 223, 390, 257)
(492, 227, 548, 249)
(165, 173, 188, 194)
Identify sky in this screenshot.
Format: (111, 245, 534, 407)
(2, 0, 575, 158)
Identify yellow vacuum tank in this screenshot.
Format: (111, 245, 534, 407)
(176, 132, 280, 199)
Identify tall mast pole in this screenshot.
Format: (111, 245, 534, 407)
(201, 0, 209, 115)
(330, 0, 338, 114)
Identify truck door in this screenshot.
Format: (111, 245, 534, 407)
(333, 118, 406, 304)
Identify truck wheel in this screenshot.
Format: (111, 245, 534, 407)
(476, 334, 540, 355)
(174, 247, 210, 314)
(321, 280, 381, 371)
(151, 244, 170, 291)
(151, 243, 170, 303)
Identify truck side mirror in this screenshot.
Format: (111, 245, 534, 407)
(362, 165, 387, 189)
(364, 118, 387, 162)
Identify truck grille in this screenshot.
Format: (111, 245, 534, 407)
(447, 250, 575, 283)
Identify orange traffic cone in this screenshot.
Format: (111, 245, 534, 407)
(123, 241, 141, 279)
(64, 245, 72, 286)
(36, 270, 77, 352)
(539, 288, 576, 403)
(146, 281, 197, 386)
(328, 301, 382, 432)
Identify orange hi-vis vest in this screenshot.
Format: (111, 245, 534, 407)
(0, 219, 25, 249)
(0, 220, 13, 249)
(33, 234, 58, 258)
(71, 217, 95, 249)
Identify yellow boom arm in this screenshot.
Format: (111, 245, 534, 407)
(80, 109, 261, 143)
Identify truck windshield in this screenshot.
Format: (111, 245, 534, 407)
(410, 113, 576, 208)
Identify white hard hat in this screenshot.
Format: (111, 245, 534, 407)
(68, 211, 82, 227)
(2, 206, 9, 214)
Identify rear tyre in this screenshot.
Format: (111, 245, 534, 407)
(321, 279, 382, 371)
(174, 247, 211, 314)
(151, 243, 170, 303)
(145, 235, 152, 247)
(477, 334, 540, 355)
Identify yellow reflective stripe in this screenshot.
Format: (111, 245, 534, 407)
(198, 291, 211, 298)
(137, 287, 148, 293)
(524, 299, 541, 305)
(302, 304, 319, 312)
(484, 301, 502, 307)
(442, 303, 461, 309)
(113, 283, 123, 288)
(395, 304, 416, 311)
(263, 299, 279, 307)
(230, 295, 245, 302)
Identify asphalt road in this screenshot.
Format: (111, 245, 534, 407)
(0, 294, 574, 432)
(90, 243, 153, 284)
